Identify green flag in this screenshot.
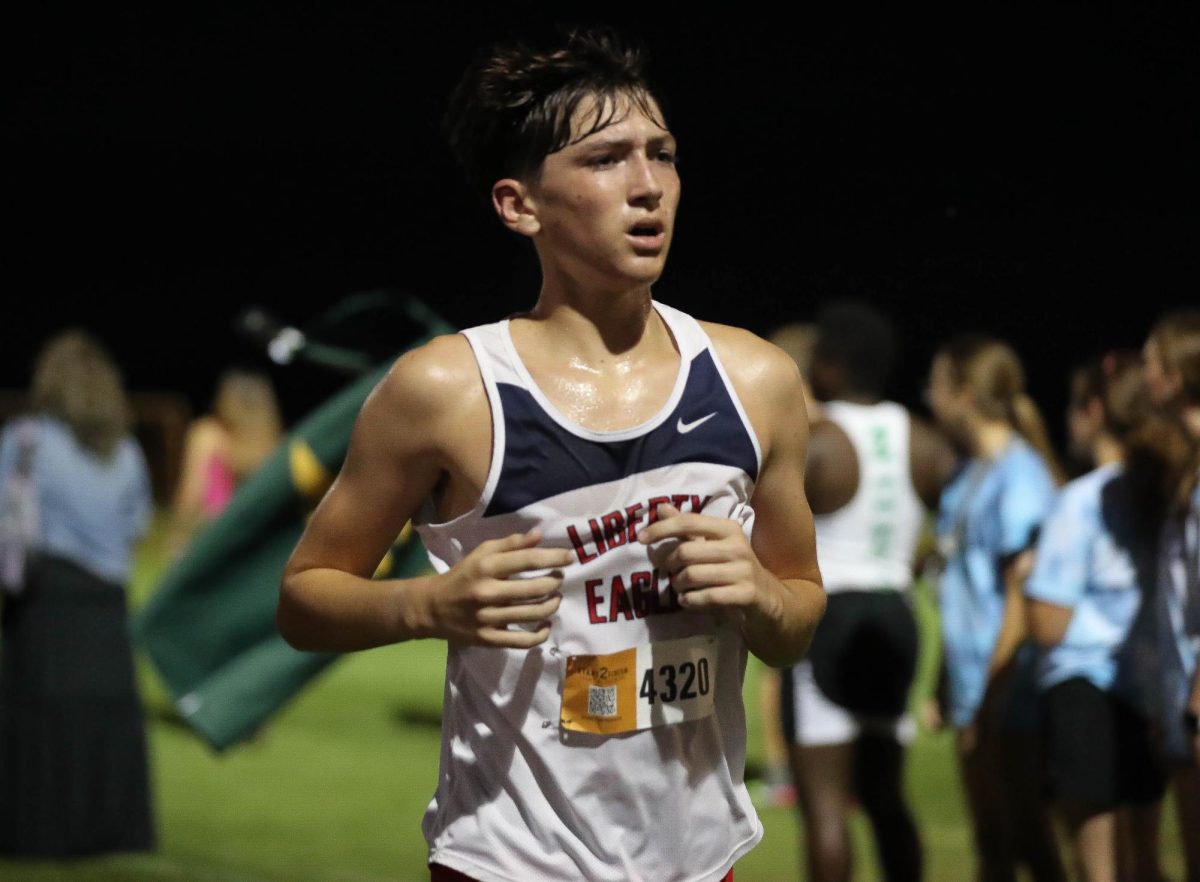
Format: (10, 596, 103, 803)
(135, 305, 453, 751)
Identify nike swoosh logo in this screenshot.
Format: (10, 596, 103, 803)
(677, 412, 717, 434)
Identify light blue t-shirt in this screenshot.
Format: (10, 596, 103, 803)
(1025, 462, 1146, 695)
(0, 415, 152, 584)
(936, 437, 1057, 728)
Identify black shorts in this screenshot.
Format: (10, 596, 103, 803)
(802, 589, 919, 717)
(1040, 677, 1167, 809)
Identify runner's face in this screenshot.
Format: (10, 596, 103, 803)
(527, 93, 679, 289)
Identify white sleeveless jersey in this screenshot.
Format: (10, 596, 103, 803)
(414, 301, 764, 882)
(813, 401, 925, 593)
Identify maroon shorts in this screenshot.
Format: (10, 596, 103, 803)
(431, 864, 734, 881)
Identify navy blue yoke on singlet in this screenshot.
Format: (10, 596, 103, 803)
(487, 346, 758, 517)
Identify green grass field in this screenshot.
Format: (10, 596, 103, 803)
(1, 530, 1187, 882)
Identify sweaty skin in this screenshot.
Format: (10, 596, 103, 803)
(277, 317, 825, 666)
(278, 99, 824, 668)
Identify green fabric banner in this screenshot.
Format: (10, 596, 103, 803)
(135, 307, 452, 751)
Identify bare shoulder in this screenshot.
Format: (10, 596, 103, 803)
(700, 321, 807, 467)
(908, 412, 956, 465)
(807, 419, 859, 515)
(700, 321, 803, 402)
(371, 334, 479, 414)
(361, 333, 486, 453)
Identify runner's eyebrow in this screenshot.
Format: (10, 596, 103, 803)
(578, 133, 677, 152)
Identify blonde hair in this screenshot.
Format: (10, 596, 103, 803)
(1150, 309, 1200, 407)
(212, 370, 283, 477)
(939, 334, 1065, 484)
(31, 330, 130, 459)
(1144, 309, 1200, 513)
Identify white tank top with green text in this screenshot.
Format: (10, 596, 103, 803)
(814, 401, 925, 593)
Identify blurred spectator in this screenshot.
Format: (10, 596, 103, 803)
(0, 330, 155, 857)
(769, 322, 822, 421)
(1025, 354, 1166, 882)
(782, 302, 955, 882)
(1140, 310, 1200, 879)
(167, 369, 282, 557)
(927, 335, 1066, 882)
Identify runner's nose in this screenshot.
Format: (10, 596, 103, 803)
(628, 152, 664, 207)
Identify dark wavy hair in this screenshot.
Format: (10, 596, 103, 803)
(443, 26, 666, 198)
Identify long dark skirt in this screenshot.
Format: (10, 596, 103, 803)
(0, 554, 155, 857)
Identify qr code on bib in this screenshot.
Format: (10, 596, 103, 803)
(587, 685, 618, 718)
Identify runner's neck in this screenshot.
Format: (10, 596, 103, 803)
(518, 286, 670, 368)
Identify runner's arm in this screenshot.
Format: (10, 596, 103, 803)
(278, 339, 571, 652)
(278, 343, 460, 651)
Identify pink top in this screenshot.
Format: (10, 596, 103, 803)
(201, 455, 236, 517)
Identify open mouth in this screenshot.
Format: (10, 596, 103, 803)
(629, 223, 663, 236)
(627, 221, 666, 250)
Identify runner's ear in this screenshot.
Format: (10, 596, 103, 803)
(492, 179, 540, 237)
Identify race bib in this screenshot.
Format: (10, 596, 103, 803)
(560, 635, 717, 735)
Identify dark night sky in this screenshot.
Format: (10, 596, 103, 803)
(9, 4, 1199, 440)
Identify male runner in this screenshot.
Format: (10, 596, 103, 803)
(277, 28, 825, 882)
(783, 301, 956, 882)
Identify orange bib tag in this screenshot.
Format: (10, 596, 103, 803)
(560, 635, 717, 735)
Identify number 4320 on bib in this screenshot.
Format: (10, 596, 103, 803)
(560, 635, 717, 735)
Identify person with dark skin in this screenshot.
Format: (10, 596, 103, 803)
(276, 29, 825, 882)
(782, 301, 956, 882)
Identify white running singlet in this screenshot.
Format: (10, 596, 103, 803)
(813, 401, 925, 593)
(414, 301, 764, 882)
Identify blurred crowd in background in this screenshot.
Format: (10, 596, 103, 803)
(0, 300, 1197, 882)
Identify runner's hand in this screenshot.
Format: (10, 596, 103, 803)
(421, 529, 571, 648)
(637, 503, 768, 621)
